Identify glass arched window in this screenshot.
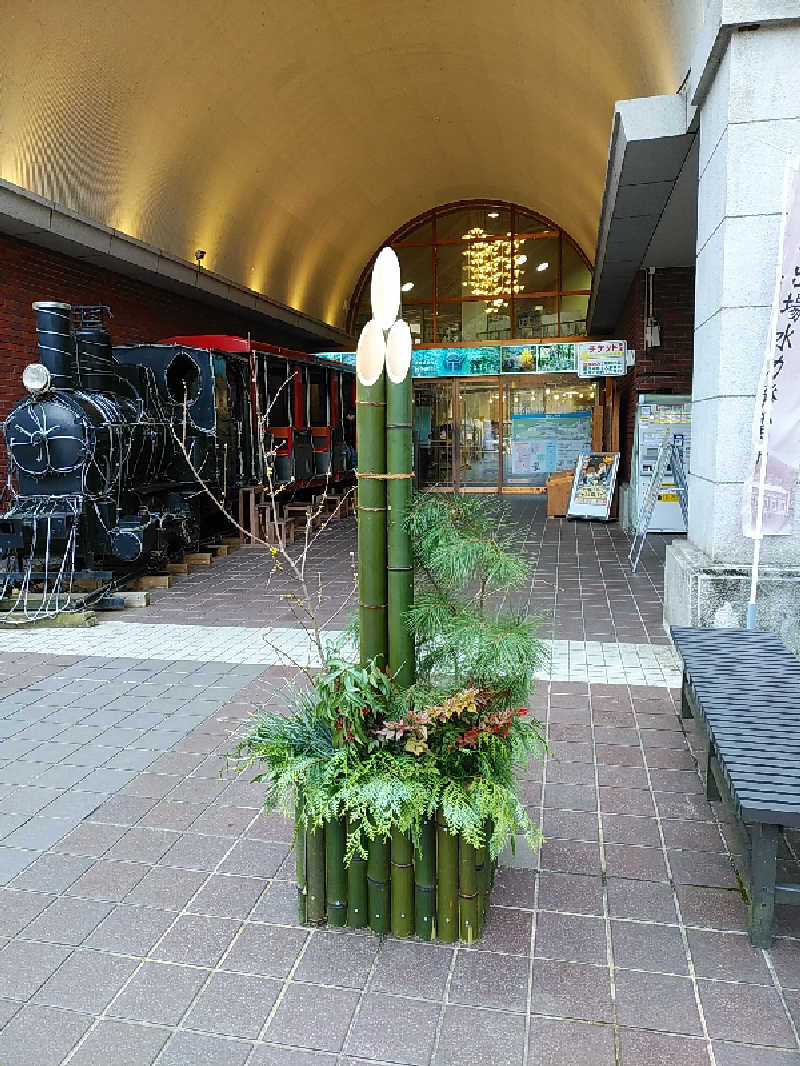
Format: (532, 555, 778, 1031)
(348, 200, 592, 344)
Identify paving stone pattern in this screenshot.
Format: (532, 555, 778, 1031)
(0, 499, 797, 1063)
(110, 496, 668, 642)
(0, 657, 266, 885)
(0, 668, 798, 1064)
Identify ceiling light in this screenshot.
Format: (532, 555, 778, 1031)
(401, 281, 414, 292)
(487, 211, 499, 219)
(536, 261, 549, 272)
(534, 304, 544, 311)
(515, 255, 527, 265)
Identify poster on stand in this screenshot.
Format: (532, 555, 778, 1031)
(567, 452, 620, 519)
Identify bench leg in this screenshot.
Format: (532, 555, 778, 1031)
(749, 822, 779, 948)
(680, 672, 692, 719)
(705, 743, 721, 802)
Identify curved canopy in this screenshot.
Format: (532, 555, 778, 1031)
(0, 0, 698, 331)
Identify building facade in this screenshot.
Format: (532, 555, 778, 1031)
(0, 0, 798, 644)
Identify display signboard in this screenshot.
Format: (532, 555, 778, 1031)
(511, 412, 592, 477)
(318, 339, 628, 380)
(567, 452, 620, 520)
(411, 346, 502, 377)
(576, 341, 627, 378)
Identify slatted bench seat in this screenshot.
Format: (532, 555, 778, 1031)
(671, 626, 800, 946)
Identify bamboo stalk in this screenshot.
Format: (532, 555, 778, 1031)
(390, 827, 414, 938)
(436, 814, 458, 943)
(386, 367, 414, 689)
(325, 817, 347, 928)
(475, 840, 488, 939)
(295, 789, 307, 926)
(367, 834, 391, 934)
(414, 817, 436, 939)
(347, 818, 368, 928)
(357, 367, 387, 668)
(306, 824, 326, 925)
(458, 837, 479, 944)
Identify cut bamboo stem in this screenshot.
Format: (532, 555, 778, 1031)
(390, 828, 414, 938)
(367, 834, 391, 934)
(475, 840, 488, 939)
(295, 790, 307, 926)
(325, 818, 347, 928)
(306, 824, 326, 925)
(386, 370, 414, 688)
(347, 818, 368, 928)
(436, 814, 458, 943)
(357, 368, 388, 668)
(458, 838, 479, 944)
(414, 817, 436, 939)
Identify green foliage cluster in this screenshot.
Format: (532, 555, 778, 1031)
(405, 492, 545, 704)
(234, 491, 547, 861)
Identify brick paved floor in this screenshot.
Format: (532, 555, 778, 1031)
(109, 496, 668, 642)
(0, 501, 798, 1064)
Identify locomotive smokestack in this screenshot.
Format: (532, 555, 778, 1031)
(31, 301, 76, 388)
(72, 305, 115, 392)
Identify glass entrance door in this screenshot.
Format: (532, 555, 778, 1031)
(456, 382, 500, 489)
(414, 381, 453, 489)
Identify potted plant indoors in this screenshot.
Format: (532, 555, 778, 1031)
(233, 249, 547, 943)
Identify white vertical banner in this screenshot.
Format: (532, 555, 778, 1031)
(743, 157, 800, 539)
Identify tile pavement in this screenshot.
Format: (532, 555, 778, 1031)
(105, 495, 669, 646)
(0, 671, 798, 1064)
(0, 499, 796, 1063)
(0, 625, 682, 687)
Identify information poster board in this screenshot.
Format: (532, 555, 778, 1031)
(567, 452, 620, 519)
(576, 341, 627, 378)
(511, 412, 592, 477)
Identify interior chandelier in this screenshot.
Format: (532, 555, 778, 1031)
(461, 227, 526, 313)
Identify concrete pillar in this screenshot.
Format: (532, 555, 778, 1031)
(664, 7, 800, 649)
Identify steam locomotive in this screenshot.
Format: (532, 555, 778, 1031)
(0, 302, 355, 601)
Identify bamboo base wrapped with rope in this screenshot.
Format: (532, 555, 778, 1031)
(296, 816, 495, 943)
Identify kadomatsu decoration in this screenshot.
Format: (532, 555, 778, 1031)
(234, 249, 547, 943)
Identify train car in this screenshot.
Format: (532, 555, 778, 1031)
(0, 304, 354, 621)
(162, 334, 357, 490)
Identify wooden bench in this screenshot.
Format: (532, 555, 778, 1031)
(672, 626, 800, 946)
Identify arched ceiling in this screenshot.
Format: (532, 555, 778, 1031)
(0, 1, 700, 332)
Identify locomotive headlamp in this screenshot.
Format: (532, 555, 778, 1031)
(22, 363, 52, 395)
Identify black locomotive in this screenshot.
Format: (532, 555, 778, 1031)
(0, 302, 256, 581)
(0, 302, 356, 614)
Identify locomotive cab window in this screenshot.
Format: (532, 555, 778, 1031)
(166, 351, 202, 406)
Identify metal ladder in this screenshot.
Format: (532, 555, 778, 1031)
(629, 434, 688, 572)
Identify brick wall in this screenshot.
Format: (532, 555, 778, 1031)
(0, 231, 317, 433)
(614, 267, 695, 481)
